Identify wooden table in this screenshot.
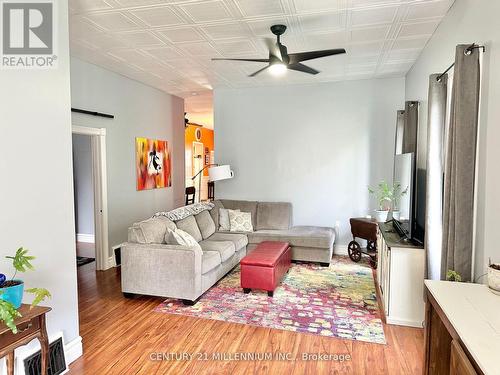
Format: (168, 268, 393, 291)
(0, 304, 51, 375)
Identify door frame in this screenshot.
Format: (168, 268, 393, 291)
(72, 125, 111, 271)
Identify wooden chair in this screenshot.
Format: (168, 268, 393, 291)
(185, 186, 196, 205)
(207, 181, 215, 201)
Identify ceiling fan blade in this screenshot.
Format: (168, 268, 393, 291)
(249, 65, 270, 77)
(287, 63, 320, 75)
(289, 48, 346, 63)
(212, 58, 270, 63)
(264, 37, 282, 61)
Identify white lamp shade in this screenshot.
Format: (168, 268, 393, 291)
(208, 165, 234, 182)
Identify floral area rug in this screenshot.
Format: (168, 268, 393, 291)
(155, 256, 385, 344)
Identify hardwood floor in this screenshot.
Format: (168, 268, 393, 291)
(69, 260, 424, 374)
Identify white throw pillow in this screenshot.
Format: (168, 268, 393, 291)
(228, 210, 253, 232)
(165, 228, 201, 249)
(219, 208, 239, 231)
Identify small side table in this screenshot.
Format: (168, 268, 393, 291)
(0, 304, 51, 375)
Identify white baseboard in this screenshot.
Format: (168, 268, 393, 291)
(64, 335, 83, 367)
(77, 233, 95, 243)
(334, 245, 348, 256)
(386, 317, 424, 328)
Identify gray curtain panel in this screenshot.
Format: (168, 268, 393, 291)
(403, 101, 419, 154)
(394, 110, 405, 155)
(425, 73, 448, 280)
(441, 45, 480, 282)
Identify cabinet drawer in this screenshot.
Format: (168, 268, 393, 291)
(0, 317, 40, 348)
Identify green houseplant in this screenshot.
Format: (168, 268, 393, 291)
(368, 181, 409, 222)
(0, 247, 51, 333)
(368, 181, 393, 222)
(446, 270, 462, 282)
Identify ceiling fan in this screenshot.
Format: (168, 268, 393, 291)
(212, 24, 346, 77)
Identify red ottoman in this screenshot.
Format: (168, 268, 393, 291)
(240, 241, 291, 297)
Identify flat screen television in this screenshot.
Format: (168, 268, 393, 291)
(393, 153, 414, 240)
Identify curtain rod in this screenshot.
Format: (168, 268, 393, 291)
(436, 43, 485, 82)
(71, 107, 114, 119)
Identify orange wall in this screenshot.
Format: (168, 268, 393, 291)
(185, 124, 214, 177)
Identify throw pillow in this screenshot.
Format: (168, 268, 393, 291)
(228, 210, 253, 232)
(219, 208, 239, 231)
(165, 228, 201, 250)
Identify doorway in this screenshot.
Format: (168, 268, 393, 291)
(72, 125, 110, 271)
(185, 124, 214, 203)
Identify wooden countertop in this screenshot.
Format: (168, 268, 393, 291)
(425, 280, 500, 375)
(378, 222, 424, 249)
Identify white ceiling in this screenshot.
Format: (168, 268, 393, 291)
(69, 0, 455, 125)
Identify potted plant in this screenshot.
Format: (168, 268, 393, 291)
(368, 181, 393, 222)
(488, 261, 500, 295)
(446, 270, 462, 282)
(391, 183, 409, 220)
(0, 247, 51, 333)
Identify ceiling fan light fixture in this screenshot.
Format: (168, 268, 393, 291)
(269, 62, 287, 76)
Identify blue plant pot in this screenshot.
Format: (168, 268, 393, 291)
(0, 280, 24, 308)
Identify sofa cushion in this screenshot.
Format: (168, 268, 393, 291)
(207, 232, 248, 251)
(128, 217, 176, 244)
(220, 199, 258, 229)
(247, 226, 335, 249)
(228, 210, 253, 232)
(175, 215, 203, 243)
(202, 251, 221, 274)
(256, 202, 292, 230)
(199, 240, 235, 262)
(195, 211, 216, 239)
(209, 200, 224, 229)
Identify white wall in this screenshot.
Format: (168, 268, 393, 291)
(214, 78, 405, 246)
(72, 134, 94, 237)
(405, 0, 500, 280)
(0, 0, 80, 359)
(70, 58, 185, 256)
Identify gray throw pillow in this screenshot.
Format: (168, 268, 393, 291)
(219, 208, 239, 231)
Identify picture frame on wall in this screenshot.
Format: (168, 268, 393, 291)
(135, 137, 172, 191)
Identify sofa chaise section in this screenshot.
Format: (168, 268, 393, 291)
(247, 226, 335, 265)
(216, 200, 335, 266)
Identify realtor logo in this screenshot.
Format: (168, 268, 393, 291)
(1, 0, 57, 68)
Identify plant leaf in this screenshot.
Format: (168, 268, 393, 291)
(26, 288, 51, 307)
(6, 247, 35, 273)
(0, 299, 22, 333)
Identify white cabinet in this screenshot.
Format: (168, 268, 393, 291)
(377, 223, 426, 328)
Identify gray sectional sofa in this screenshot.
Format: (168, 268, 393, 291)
(121, 199, 335, 304)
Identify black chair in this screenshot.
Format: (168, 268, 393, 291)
(207, 181, 215, 201)
(185, 186, 196, 205)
